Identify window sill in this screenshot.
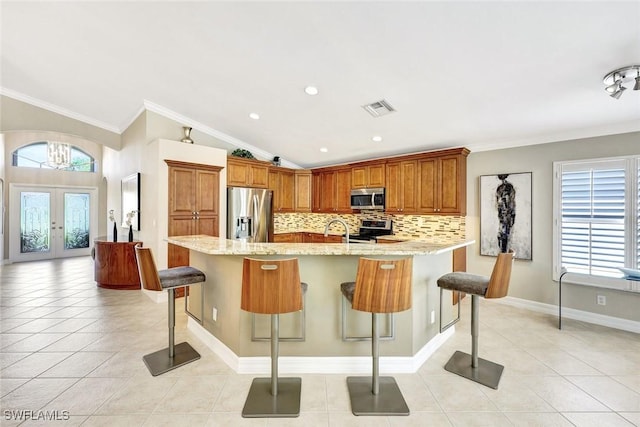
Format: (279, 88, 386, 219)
(561, 273, 640, 294)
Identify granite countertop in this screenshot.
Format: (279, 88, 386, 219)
(167, 235, 474, 256)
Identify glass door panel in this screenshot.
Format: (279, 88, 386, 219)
(20, 191, 51, 254)
(64, 192, 90, 251)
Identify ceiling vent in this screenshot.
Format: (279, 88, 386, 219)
(362, 99, 396, 117)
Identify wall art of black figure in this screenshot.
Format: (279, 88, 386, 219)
(480, 172, 532, 260)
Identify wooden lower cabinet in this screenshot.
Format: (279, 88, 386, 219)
(273, 233, 301, 243)
(274, 232, 342, 243)
(93, 240, 141, 290)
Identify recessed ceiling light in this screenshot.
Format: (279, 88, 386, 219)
(305, 86, 319, 96)
(372, 135, 383, 142)
(320, 147, 328, 153)
(249, 113, 260, 120)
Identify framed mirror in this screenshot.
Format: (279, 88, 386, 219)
(121, 173, 140, 230)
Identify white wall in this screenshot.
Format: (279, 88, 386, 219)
(466, 131, 640, 322)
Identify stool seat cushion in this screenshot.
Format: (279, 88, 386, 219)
(158, 267, 205, 289)
(437, 272, 489, 296)
(340, 282, 356, 304)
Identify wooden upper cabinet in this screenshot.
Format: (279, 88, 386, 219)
(335, 168, 352, 212)
(312, 167, 352, 213)
(294, 170, 312, 212)
(227, 157, 269, 188)
(352, 162, 385, 188)
(417, 148, 468, 215)
(269, 168, 295, 213)
(385, 159, 418, 213)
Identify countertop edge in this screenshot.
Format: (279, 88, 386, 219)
(167, 235, 474, 256)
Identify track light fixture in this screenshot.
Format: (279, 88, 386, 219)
(603, 65, 640, 99)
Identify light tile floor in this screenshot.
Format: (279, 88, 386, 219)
(0, 257, 639, 426)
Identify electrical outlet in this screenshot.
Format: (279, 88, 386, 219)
(430, 310, 436, 324)
(596, 295, 606, 306)
(212, 307, 218, 321)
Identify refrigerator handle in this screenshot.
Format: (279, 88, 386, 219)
(252, 195, 259, 239)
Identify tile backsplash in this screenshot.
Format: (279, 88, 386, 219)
(274, 211, 465, 240)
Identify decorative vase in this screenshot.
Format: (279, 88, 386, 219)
(112, 222, 118, 242)
(128, 225, 133, 242)
(181, 126, 194, 144)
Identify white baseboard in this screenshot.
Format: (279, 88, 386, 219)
(187, 317, 455, 374)
(142, 288, 167, 304)
(497, 296, 640, 334)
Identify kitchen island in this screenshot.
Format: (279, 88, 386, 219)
(167, 235, 474, 374)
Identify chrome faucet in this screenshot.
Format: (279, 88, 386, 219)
(324, 218, 350, 244)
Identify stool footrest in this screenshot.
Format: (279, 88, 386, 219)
(444, 350, 504, 389)
(142, 342, 200, 376)
(242, 377, 301, 418)
(346, 376, 409, 416)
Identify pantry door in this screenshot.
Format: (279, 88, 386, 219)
(9, 185, 97, 262)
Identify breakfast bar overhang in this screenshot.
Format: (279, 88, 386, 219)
(167, 235, 474, 374)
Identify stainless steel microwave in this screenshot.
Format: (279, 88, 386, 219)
(350, 187, 385, 210)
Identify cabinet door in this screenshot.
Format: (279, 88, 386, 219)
(439, 155, 464, 214)
(368, 163, 386, 187)
(294, 171, 312, 212)
(335, 169, 352, 212)
(273, 233, 300, 243)
(195, 169, 219, 216)
(168, 216, 195, 268)
(197, 216, 219, 237)
(279, 170, 295, 212)
(227, 161, 249, 187)
(268, 170, 280, 210)
(351, 166, 368, 189)
(385, 162, 402, 212)
(249, 164, 269, 188)
(418, 158, 438, 213)
(169, 167, 195, 216)
(401, 160, 418, 213)
(320, 172, 336, 212)
(312, 172, 322, 212)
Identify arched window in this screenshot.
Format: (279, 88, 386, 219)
(12, 141, 95, 172)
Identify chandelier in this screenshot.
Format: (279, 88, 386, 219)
(603, 64, 640, 99)
(47, 141, 71, 169)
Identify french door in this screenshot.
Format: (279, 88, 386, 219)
(9, 185, 98, 262)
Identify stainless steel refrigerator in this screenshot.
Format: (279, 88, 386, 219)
(227, 187, 273, 242)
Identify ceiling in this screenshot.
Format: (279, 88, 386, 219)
(1, 1, 639, 168)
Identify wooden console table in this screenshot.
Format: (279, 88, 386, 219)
(94, 239, 142, 290)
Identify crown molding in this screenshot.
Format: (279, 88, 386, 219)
(0, 87, 121, 134)
(142, 100, 301, 169)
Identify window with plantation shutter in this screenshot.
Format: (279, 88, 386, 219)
(554, 156, 639, 283)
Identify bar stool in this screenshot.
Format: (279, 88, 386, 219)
(134, 245, 204, 376)
(241, 258, 303, 418)
(340, 257, 412, 416)
(437, 251, 515, 389)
